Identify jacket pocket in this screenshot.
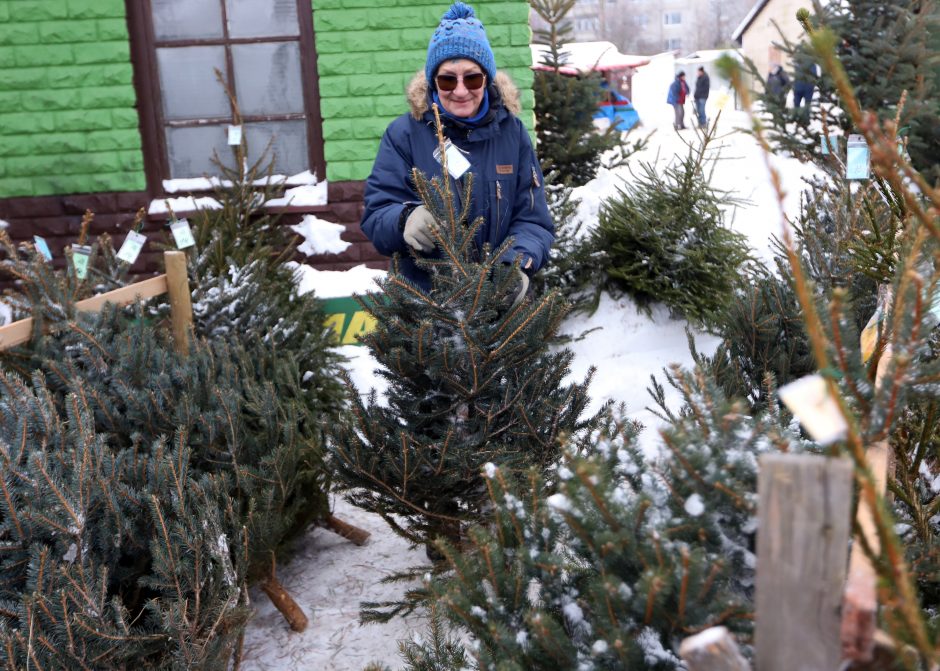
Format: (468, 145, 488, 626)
(488, 178, 512, 249)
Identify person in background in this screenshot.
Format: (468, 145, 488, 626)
(693, 66, 710, 128)
(791, 56, 818, 123)
(360, 1, 552, 307)
(667, 70, 690, 130)
(767, 64, 791, 107)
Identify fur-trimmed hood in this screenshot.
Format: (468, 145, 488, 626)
(406, 70, 521, 120)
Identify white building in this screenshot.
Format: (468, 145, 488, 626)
(535, 0, 753, 55)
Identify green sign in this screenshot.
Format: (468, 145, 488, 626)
(322, 296, 377, 346)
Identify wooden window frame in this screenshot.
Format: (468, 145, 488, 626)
(126, 0, 326, 198)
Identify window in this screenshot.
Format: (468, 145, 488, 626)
(663, 12, 682, 25)
(633, 14, 649, 26)
(664, 38, 682, 50)
(127, 0, 324, 191)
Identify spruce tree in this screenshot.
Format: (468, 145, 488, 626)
(530, 0, 633, 188)
(398, 370, 808, 669)
(0, 369, 249, 669)
(329, 110, 603, 561)
(591, 131, 750, 329)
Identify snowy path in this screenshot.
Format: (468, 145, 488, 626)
(240, 497, 429, 670)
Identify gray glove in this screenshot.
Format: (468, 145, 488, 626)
(403, 205, 435, 252)
(511, 269, 530, 308)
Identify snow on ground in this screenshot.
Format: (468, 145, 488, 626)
(241, 82, 820, 669)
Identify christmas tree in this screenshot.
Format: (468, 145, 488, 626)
(590, 129, 751, 329)
(0, 368, 249, 668)
(329, 109, 603, 568)
(398, 369, 808, 669)
(530, 0, 636, 188)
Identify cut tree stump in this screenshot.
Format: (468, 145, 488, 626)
(679, 627, 752, 671)
(261, 573, 309, 633)
(324, 514, 370, 546)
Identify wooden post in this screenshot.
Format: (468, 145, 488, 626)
(680, 627, 751, 671)
(164, 251, 193, 356)
(841, 443, 890, 662)
(755, 454, 854, 671)
(841, 340, 893, 662)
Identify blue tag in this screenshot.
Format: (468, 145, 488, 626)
(33, 236, 52, 261)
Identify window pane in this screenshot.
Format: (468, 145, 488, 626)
(152, 0, 223, 40)
(166, 125, 230, 178)
(232, 42, 305, 116)
(226, 0, 299, 38)
(157, 46, 230, 120)
(244, 120, 308, 176)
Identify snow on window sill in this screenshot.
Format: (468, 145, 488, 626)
(148, 177, 329, 218)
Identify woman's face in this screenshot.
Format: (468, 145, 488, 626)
(435, 59, 486, 118)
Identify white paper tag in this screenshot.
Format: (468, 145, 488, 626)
(33, 235, 52, 261)
(228, 124, 242, 145)
(117, 231, 147, 265)
(778, 374, 849, 445)
(71, 244, 92, 279)
(170, 218, 196, 249)
(433, 140, 471, 179)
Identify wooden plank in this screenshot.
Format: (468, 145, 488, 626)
(680, 627, 751, 671)
(0, 275, 169, 352)
(164, 252, 193, 356)
(75, 274, 168, 314)
(756, 453, 854, 671)
(841, 442, 890, 662)
(0, 317, 35, 351)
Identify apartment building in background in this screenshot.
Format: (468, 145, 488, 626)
(540, 0, 752, 55)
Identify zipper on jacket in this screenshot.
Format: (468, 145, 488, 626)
(529, 165, 540, 209)
(495, 179, 503, 243)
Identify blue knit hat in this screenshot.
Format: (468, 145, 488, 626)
(425, 2, 497, 86)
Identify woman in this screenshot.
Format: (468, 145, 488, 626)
(360, 2, 553, 301)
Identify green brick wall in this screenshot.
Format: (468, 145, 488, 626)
(0, 0, 146, 198)
(314, 0, 534, 182)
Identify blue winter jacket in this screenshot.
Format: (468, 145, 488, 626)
(361, 72, 554, 289)
(666, 77, 689, 105)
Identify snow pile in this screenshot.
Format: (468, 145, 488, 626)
(291, 215, 351, 256)
(0, 219, 9, 229)
(265, 182, 328, 208)
(289, 262, 385, 299)
(148, 196, 221, 216)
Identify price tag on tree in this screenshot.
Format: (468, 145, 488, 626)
(71, 244, 92, 279)
(227, 124, 242, 145)
(820, 133, 839, 155)
(117, 231, 147, 265)
(170, 218, 196, 249)
(33, 235, 52, 261)
(846, 134, 870, 180)
(778, 374, 849, 445)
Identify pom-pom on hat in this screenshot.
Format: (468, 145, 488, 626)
(425, 2, 497, 86)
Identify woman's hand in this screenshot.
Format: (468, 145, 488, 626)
(403, 206, 436, 252)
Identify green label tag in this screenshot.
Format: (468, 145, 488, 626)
(117, 231, 146, 264)
(171, 219, 196, 249)
(71, 244, 92, 279)
(321, 296, 380, 346)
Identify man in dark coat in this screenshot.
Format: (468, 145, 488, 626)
(767, 64, 790, 107)
(693, 66, 710, 128)
(361, 2, 553, 298)
(666, 71, 690, 130)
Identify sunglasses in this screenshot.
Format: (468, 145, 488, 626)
(435, 72, 486, 92)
